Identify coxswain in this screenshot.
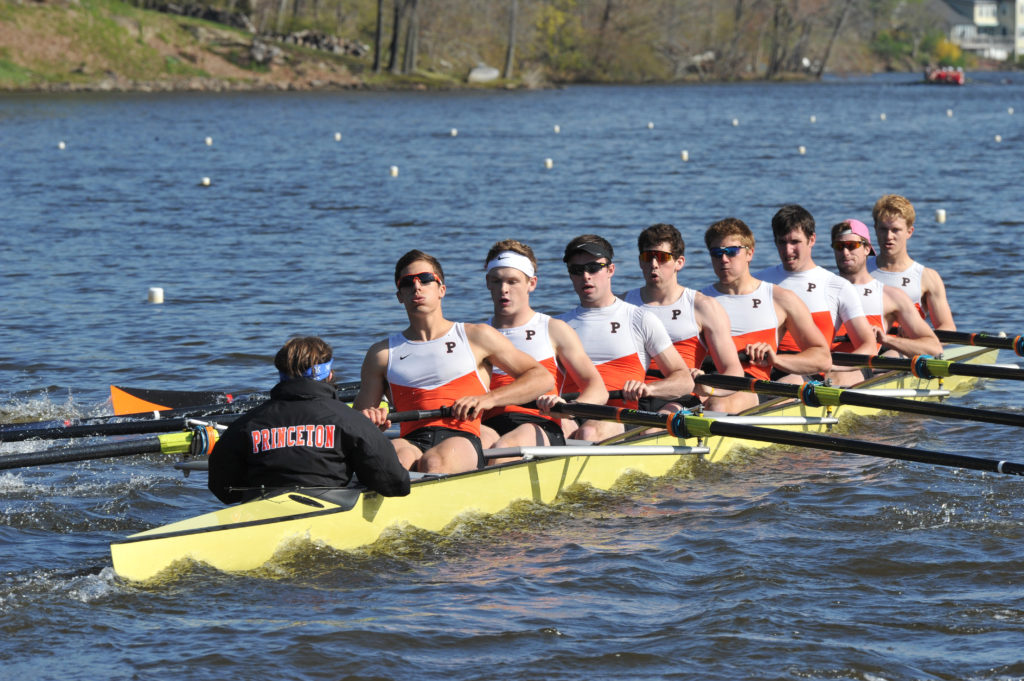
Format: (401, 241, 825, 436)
(208, 336, 410, 504)
(754, 204, 875, 382)
(355, 250, 553, 474)
(480, 239, 607, 458)
(829, 219, 942, 386)
(868, 194, 956, 331)
(701, 218, 831, 412)
(557, 234, 693, 440)
(622, 223, 744, 411)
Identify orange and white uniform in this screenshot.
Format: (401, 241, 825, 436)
(386, 322, 489, 437)
(556, 298, 673, 407)
(484, 312, 561, 424)
(701, 281, 779, 381)
(755, 264, 865, 350)
(623, 287, 706, 375)
(868, 257, 926, 318)
(833, 278, 885, 353)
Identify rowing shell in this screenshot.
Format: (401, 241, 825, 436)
(109, 345, 997, 581)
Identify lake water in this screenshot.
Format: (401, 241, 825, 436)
(2, 73, 1024, 680)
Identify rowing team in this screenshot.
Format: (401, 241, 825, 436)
(208, 193, 953, 503)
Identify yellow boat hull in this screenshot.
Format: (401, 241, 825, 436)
(110, 346, 997, 581)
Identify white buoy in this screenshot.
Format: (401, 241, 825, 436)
(334, 132, 342, 142)
(57, 141, 66, 150)
(389, 165, 399, 177)
(544, 158, 553, 170)
(935, 208, 947, 224)
(880, 113, 887, 120)
(553, 124, 561, 134)
(647, 121, 654, 129)
(450, 128, 458, 137)
(1009, 107, 1015, 115)
(148, 287, 164, 304)
(995, 134, 1003, 143)
(205, 136, 213, 146)
(946, 109, 953, 118)
(200, 177, 211, 187)
(798, 145, 806, 155)
(809, 115, 816, 124)
(731, 118, 739, 127)
(680, 150, 689, 162)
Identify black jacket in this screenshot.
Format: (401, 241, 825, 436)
(208, 378, 409, 503)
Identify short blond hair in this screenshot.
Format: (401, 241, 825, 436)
(705, 218, 755, 250)
(873, 194, 916, 229)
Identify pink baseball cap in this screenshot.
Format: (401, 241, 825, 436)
(835, 219, 875, 255)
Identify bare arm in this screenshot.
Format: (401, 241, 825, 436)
(353, 340, 392, 429)
(921, 267, 956, 331)
(641, 344, 695, 401)
(882, 288, 943, 356)
(837, 314, 877, 360)
(766, 287, 831, 375)
(691, 293, 744, 399)
(458, 323, 553, 421)
(548, 318, 608, 405)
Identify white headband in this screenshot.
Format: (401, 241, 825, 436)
(485, 251, 536, 278)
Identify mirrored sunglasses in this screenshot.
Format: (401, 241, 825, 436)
(639, 250, 675, 264)
(831, 241, 867, 252)
(709, 245, 748, 258)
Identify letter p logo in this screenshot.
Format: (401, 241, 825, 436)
(445, 342, 456, 354)
(610, 322, 621, 334)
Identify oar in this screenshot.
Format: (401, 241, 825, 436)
(935, 330, 1024, 356)
(549, 402, 1024, 477)
(0, 430, 205, 471)
(110, 380, 362, 416)
(695, 374, 1024, 428)
(831, 352, 1024, 381)
(0, 382, 364, 441)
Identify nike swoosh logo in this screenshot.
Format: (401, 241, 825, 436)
(399, 354, 411, 360)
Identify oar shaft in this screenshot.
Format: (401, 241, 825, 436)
(549, 402, 1024, 477)
(831, 352, 1024, 381)
(691, 418, 1024, 477)
(695, 374, 1024, 428)
(0, 413, 243, 443)
(935, 330, 1024, 355)
(0, 437, 161, 471)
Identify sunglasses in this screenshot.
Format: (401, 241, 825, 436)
(709, 245, 748, 258)
(832, 241, 867, 252)
(397, 271, 441, 289)
(639, 250, 675, 264)
(567, 261, 611, 276)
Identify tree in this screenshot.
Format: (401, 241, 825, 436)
(504, 0, 519, 79)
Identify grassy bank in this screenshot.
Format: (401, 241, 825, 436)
(0, 0, 378, 91)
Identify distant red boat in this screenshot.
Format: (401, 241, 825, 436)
(925, 68, 965, 85)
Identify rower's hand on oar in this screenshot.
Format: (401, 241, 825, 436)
(535, 393, 566, 415)
(620, 379, 651, 403)
(745, 342, 775, 368)
(450, 394, 494, 422)
(689, 368, 715, 398)
(362, 406, 392, 431)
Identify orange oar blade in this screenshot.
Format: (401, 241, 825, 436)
(110, 386, 230, 416)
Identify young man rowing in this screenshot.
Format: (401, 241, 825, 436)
(868, 194, 956, 331)
(701, 218, 831, 412)
(557, 234, 693, 440)
(480, 240, 607, 452)
(355, 250, 552, 474)
(829, 219, 941, 386)
(754, 204, 875, 382)
(622, 223, 744, 410)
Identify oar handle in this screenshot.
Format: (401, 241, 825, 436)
(385, 407, 452, 423)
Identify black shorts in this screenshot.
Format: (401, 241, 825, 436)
(483, 412, 566, 446)
(403, 426, 485, 469)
